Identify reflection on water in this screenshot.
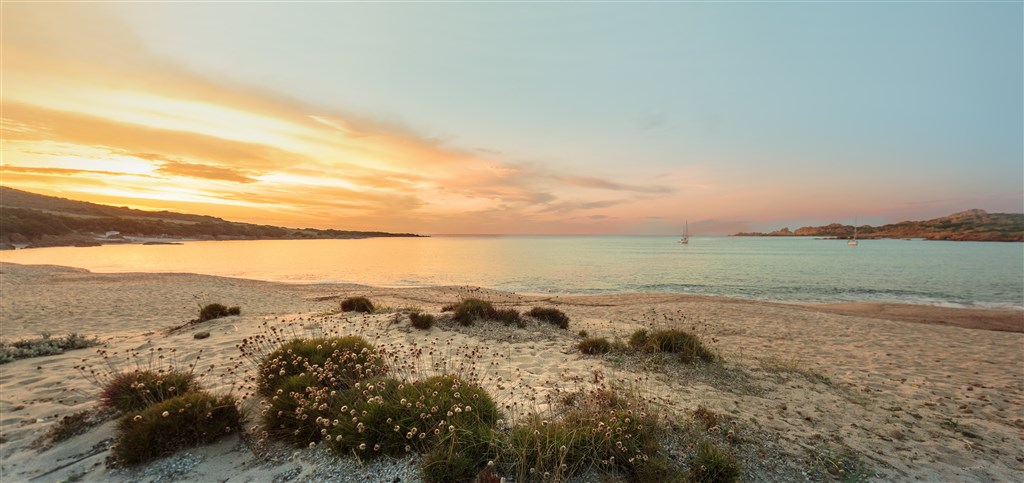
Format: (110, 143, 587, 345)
(2, 236, 1021, 308)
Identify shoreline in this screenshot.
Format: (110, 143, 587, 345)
(1, 261, 1020, 328)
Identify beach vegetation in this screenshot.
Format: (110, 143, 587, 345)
(32, 408, 113, 449)
(228, 306, 241, 316)
(409, 311, 435, 330)
(256, 336, 385, 396)
(505, 387, 677, 481)
(197, 303, 236, 322)
(578, 337, 612, 354)
(526, 307, 570, 329)
(689, 441, 740, 483)
(100, 369, 200, 413)
(632, 329, 714, 363)
(0, 332, 101, 364)
(629, 329, 650, 349)
(340, 296, 374, 313)
(805, 447, 869, 483)
(493, 308, 523, 326)
(262, 373, 347, 445)
(113, 392, 242, 465)
(577, 330, 588, 338)
(448, 298, 522, 327)
(451, 298, 496, 326)
(328, 375, 500, 476)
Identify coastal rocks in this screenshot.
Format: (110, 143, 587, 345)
(733, 210, 1024, 241)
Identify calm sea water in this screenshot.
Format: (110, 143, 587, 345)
(2, 236, 1021, 309)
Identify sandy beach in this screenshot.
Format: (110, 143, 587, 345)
(0, 262, 1021, 482)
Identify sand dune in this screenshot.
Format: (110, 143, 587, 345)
(0, 263, 1021, 482)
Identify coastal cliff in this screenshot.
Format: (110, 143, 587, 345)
(0, 187, 423, 248)
(734, 209, 1024, 242)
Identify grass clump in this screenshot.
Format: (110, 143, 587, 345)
(451, 298, 496, 326)
(257, 336, 385, 396)
(113, 392, 242, 465)
(493, 308, 522, 326)
(228, 306, 241, 316)
(506, 387, 676, 481)
(449, 298, 521, 327)
(0, 333, 100, 364)
(631, 329, 715, 363)
(340, 296, 374, 313)
(526, 307, 570, 329)
(690, 441, 740, 482)
(197, 303, 234, 322)
(578, 337, 612, 355)
(32, 408, 112, 449)
(410, 311, 435, 330)
(100, 369, 200, 413)
(629, 329, 650, 349)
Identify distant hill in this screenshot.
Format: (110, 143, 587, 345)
(734, 210, 1024, 242)
(0, 186, 423, 248)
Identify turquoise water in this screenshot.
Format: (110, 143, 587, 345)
(2, 236, 1021, 309)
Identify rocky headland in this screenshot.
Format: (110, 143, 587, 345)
(734, 209, 1023, 241)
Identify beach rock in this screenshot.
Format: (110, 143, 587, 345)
(194, 331, 211, 340)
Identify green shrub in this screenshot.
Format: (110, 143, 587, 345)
(642, 330, 715, 363)
(263, 374, 347, 445)
(341, 296, 374, 313)
(410, 311, 435, 330)
(257, 336, 385, 396)
(578, 337, 611, 355)
(526, 307, 570, 329)
(198, 303, 231, 322)
(689, 441, 740, 483)
(0, 333, 100, 364)
(100, 370, 200, 413)
(113, 392, 242, 465)
(328, 375, 500, 459)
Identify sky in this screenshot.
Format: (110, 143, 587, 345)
(1, 2, 1021, 235)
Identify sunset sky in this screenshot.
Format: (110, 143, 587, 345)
(2, 2, 1021, 235)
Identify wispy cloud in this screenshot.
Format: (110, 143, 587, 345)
(556, 175, 674, 194)
(155, 161, 259, 184)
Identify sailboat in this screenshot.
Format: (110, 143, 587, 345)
(679, 220, 689, 244)
(848, 217, 858, 246)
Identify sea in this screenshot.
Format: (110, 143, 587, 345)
(2, 236, 1022, 310)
